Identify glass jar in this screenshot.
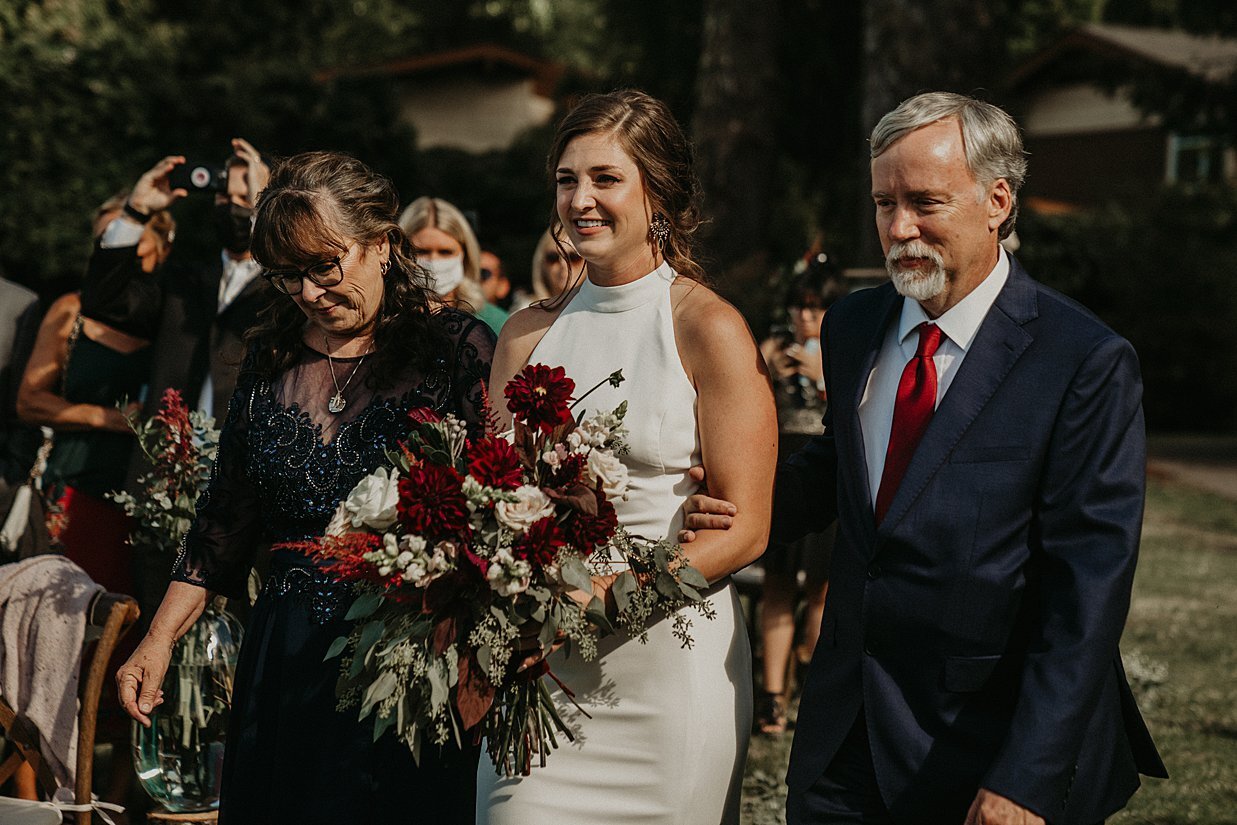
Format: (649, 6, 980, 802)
(132, 599, 242, 812)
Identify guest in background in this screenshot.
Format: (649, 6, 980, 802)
(0, 270, 41, 487)
(516, 228, 582, 310)
(16, 193, 174, 596)
(479, 249, 513, 310)
(399, 197, 508, 334)
(753, 254, 847, 735)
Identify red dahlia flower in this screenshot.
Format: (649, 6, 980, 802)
(561, 491, 618, 552)
(515, 517, 566, 569)
(505, 364, 574, 434)
(397, 463, 471, 539)
(468, 436, 524, 491)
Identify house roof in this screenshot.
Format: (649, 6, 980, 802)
(314, 43, 564, 97)
(1010, 22, 1237, 88)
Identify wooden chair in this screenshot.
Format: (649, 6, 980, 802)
(1, 591, 140, 824)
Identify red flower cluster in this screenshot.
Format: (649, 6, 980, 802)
(469, 436, 523, 491)
(561, 491, 618, 552)
(514, 518, 566, 569)
(152, 388, 198, 474)
(505, 364, 574, 434)
(397, 463, 472, 539)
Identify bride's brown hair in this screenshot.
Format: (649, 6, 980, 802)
(546, 89, 707, 290)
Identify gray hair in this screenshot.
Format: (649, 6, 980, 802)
(870, 92, 1028, 240)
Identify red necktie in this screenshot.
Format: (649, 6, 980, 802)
(875, 323, 944, 524)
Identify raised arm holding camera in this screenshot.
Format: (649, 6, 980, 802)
(81, 138, 274, 625)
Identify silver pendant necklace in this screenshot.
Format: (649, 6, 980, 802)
(323, 334, 371, 414)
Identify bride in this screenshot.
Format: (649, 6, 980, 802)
(477, 89, 777, 824)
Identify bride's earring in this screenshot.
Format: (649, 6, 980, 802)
(649, 213, 670, 251)
(380, 258, 391, 276)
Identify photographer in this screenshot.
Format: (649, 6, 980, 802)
(85, 138, 271, 420)
(80, 138, 273, 624)
(753, 253, 847, 735)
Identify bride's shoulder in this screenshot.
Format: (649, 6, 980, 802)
(669, 277, 752, 344)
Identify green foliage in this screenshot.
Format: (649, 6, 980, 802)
(1016, 187, 1237, 431)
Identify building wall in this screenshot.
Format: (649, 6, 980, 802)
(1024, 128, 1167, 204)
(395, 76, 555, 153)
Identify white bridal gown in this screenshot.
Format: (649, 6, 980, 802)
(476, 262, 753, 824)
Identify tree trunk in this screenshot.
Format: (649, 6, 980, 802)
(691, 0, 781, 322)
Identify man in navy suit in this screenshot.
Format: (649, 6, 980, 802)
(685, 92, 1165, 823)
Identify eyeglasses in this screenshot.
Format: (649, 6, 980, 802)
(262, 253, 347, 295)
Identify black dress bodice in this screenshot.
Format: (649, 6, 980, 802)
(173, 308, 495, 599)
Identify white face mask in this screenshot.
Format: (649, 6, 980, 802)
(422, 255, 465, 296)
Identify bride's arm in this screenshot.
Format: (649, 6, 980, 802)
(671, 281, 777, 582)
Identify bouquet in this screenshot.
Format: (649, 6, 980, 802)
(282, 364, 714, 776)
(109, 388, 220, 553)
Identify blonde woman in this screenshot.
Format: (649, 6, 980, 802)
(399, 196, 508, 334)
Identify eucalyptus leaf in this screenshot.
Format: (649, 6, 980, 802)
(585, 596, 614, 634)
(477, 644, 492, 676)
(346, 592, 384, 621)
(677, 564, 709, 589)
(428, 660, 449, 711)
(560, 555, 594, 594)
(360, 670, 398, 716)
(655, 571, 681, 600)
(357, 620, 386, 663)
(373, 709, 396, 742)
(611, 571, 637, 614)
(323, 635, 349, 661)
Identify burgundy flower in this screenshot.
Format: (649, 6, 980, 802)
(545, 452, 587, 489)
(561, 491, 618, 552)
(468, 436, 524, 491)
(397, 463, 471, 539)
(514, 517, 566, 570)
(505, 364, 574, 434)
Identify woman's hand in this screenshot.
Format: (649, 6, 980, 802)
(231, 138, 270, 204)
(128, 156, 188, 215)
(117, 633, 175, 727)
(785, 341, 824, 386)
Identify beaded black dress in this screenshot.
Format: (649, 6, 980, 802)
(172, 309, 495, 825)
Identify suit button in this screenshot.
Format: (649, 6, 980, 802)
(867, 563, 883, 580)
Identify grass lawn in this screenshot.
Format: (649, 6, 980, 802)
(741, 477, 1237, 824)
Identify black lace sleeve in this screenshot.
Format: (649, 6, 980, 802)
(171, 364, 264, 599)
(443, 310, 496, 437)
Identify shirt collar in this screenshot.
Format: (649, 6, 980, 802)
(895, 247, 1009, 352)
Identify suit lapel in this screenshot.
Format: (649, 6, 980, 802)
(876, 259, 1039, 537)
(844, 286, 901, 547)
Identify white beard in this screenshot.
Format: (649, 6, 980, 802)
(886, 241, 946, 302)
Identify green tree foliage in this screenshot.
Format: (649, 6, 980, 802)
(1017, 187, 1237, 431)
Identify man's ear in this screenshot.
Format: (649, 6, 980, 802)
(988, 179, 1013, 233)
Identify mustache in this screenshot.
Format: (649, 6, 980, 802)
(886, 241, 943, 269)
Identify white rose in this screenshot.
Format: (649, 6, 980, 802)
(586, 450, 629, 500)
(344, 466, 401, 530)
(494, 485, 555, 534)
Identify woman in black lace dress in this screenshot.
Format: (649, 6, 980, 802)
(116, 151, 494, 824)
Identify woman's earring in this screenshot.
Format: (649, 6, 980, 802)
(380, 259, 391, 276)
(649, 213, 671, 251)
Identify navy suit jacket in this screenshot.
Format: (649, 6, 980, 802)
(778, 257, 1166, 823)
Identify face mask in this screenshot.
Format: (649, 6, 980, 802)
(213, 202, 254, 254)
(422, 256, 465, 296)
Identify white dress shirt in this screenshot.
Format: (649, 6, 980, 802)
(858, 249, 1010, 505)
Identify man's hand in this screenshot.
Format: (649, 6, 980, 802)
(128, 155, 188, 215)
(231, 137, 269, 204)
(964, 789, 1045, 825)
(678, 465, 737, 543)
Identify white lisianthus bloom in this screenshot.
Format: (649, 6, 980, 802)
(324, 501, 352, 537)
(495, 485, 555, 534)
(586, 450, 629, 500)
(344, 466, 401, 530)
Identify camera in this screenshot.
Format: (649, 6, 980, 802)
(168, 160, 226, 194)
